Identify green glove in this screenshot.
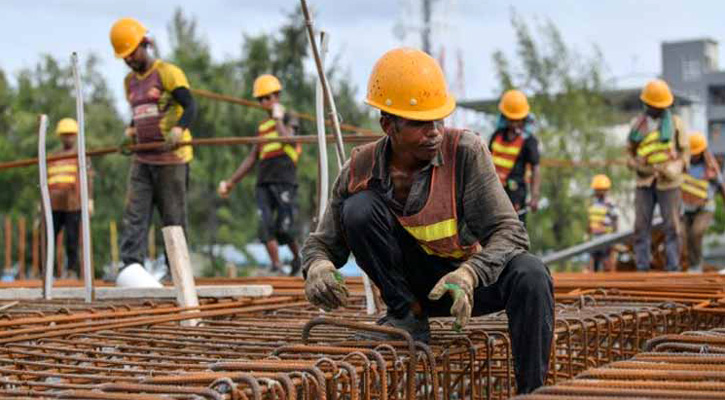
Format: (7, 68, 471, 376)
(428, 263, 479, 331)
(119, 136, 135, 156)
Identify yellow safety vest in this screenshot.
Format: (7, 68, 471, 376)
(681, 174, 709, 206)
(588, 203, 613, 235)
(258, 118, 301, 164)
(636, 130, 674, 165)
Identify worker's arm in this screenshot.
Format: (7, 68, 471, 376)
(675, 116, 690, 171)
(706, 151, 725, 201)
(301, 161, 353, 275)
(227, 145, 259, 187)
(274, 108, 292, 137)
(459, 132, 530, 287)
(171, 87, 197, 130)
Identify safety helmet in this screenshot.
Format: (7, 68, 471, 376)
(55, 118, 79, 136)
(365, 47, 455, 121)
(640, 79, 674, 109)
(689, 131, 708, 156)
(591, 174, 612, 190)
(110, 18, 147, 58)
(253, 74, 282, 98)
(498, 89, 530, 120)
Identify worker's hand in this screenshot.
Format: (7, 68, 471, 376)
(119, 136, 135, 156)
(528, 196, 539, 212)
(304, 259, 349, 311)
(658, 160, 683, 181)
(163, 126, 184, 151)
(272, 103, 285, 120)
(125, 126, 136, 138)
(218, 180, 232, 198)
(428, 263, 479, 331)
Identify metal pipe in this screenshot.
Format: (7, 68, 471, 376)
(315, 31, 330, 225)
(37, 114, 54, 299)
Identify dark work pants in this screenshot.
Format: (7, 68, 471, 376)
(120, 162, 189, 266)
(634, 185, 681, 271)
(255, 183, 298, 245)
(341, 190, 554, 393)
(52, 210, 80, 275)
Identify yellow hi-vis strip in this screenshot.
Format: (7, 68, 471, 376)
(681, 175, 709, 199)
(403, 218, 457, 242)
(259, 119, 276, 131)
(491, 141, 522, 156)
(419, 243, 467, 259)
(48, 175, 76, 185)
(48, 165, 77, 174)
(492, 156, 515, 169)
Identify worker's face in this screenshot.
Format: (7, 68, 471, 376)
(692, 153, 703, 163)
(60, 134, 76, 149)
(257, 92, 280, 110)
(507, 118, 525, 130)
(645, 105, 665, 118)
(594, 189, 608, 198)
(382, 115, 444, 162)
(123, 42, 149, 72)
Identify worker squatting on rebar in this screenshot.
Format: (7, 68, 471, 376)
(301, 48, 555, 394)
(110, 18, 198, 287)
(218, 74, 304, 276)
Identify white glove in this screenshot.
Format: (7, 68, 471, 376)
(218, 180, 232, 198)
(272, 103, 285, 120)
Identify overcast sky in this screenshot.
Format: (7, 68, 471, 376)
(1, 0, 723, 120)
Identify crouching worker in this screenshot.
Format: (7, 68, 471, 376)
(301, 48, 554, 394)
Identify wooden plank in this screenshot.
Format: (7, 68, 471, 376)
(162, 226, 199, 327)
(4, 216, 10, 275)
(109, 220, 119, 275)
(17, 218, 25, 280)
(31, 222, 39, 279)
(0, 285, 272, 300)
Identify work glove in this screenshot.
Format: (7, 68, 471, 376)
(304, 259, 349, 311)
(163, 126, 184, 151)
(272, 103, 285, 120)
(119, 136, 135, 156)
(217, 180, 232, 198)
(428, 263, 479, 331)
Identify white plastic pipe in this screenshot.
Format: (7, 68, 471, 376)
(315, 31, 330, 224)
(71, 53, 94, 303)
(37, 115, 54, 299)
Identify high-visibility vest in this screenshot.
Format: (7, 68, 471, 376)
(348, 129, 481, 260)
(47, 158, 78, 191)
(588, 201, 614, 235)
(490, 133, 525, 184)
(636, 130, 674, 165)
(257, 118, 301, 164)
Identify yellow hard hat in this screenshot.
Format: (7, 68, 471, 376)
(498, 89, 530, 120)
(640, 79, 673, 109)
(55, 118, 78, 136)
(253, 74, 282, 98)
(365, 47, 455, 121)
(591, 174, 612, 190)
(689, 131, 708, 155)
(110, 18, 147, 58)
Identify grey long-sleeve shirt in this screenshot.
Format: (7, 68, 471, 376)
(302, 129, 530, 287)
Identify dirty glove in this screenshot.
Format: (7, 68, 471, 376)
(428, 263, 479, 331)
(163, 126, 184, 151)
(272, 103, 285, 120)
(305, 259, 349, 310)
(217, 180, 232, 198)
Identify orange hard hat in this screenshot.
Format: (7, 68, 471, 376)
(253, 74, 282, 98)
(365, 47, 455, 121)
(498, 89, 530, 120)
(110, 18, 147, 58)
(591, 174, 612, 190)
(640, 79, 674, 109)
(689, 131, 707, 155)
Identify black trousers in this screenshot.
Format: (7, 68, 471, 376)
(341, 190, 554, 393)
(255, 183, 298, 245)
(120, 162, 189, 266)
(52, 210, 80, 275)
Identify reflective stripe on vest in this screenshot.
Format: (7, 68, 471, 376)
(491, 134, 524, 183)
(403, 218, 457, 243)
(636, 130, 673, 165)
(47, 162, 77, 187)
(681, 173, 709, 206)
(258, 119, 300, 164)
(588, 203, 613, 234)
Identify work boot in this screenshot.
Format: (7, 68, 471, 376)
(354, 310, 431, 343)
(289, 257, 302, 277)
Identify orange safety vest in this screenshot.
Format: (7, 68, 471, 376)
(490, 133, 525, 184)
(636, 130, 675, 166)
(257, 118, 301, 164)
(348, 129, 481, 260)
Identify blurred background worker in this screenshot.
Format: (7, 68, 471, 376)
(587, 174, 618, 272)
(489, 89, 541, 225)
(110, 17, 198, 287)
(218, 74, 303, 276)
(48, 118, 94, 279)
(627, 79, 689, 272)
(681, 132, 725, 272)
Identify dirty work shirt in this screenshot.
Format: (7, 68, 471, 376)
(124, 59, 194, 165)
(302, 129, 530, 287)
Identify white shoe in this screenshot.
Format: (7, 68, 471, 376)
(116, 263, 163, 288)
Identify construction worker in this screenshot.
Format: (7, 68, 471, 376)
(218, 74, 302, 276)
(680, 132, 725, 272)
(627, 79, 689, 272)
(302, 48, 553, 394)
(587, 174, 618, 272)
(489, 90, 541, 225)
(48, 118, 93, 279)
(110, 18, 197, 287)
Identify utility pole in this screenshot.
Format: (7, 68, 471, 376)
(421, 0, 434, 54)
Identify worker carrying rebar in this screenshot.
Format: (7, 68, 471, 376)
(587, 174, 618, 272)
(680, 132, 725, 272)
(301, 48, 554, 394)
(110, 18, 198, 287)
(48, 118, 94, 279)
(627, 79, 689, 272)
(489, 90, 541, 225)
(218, 74, 303, 276)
